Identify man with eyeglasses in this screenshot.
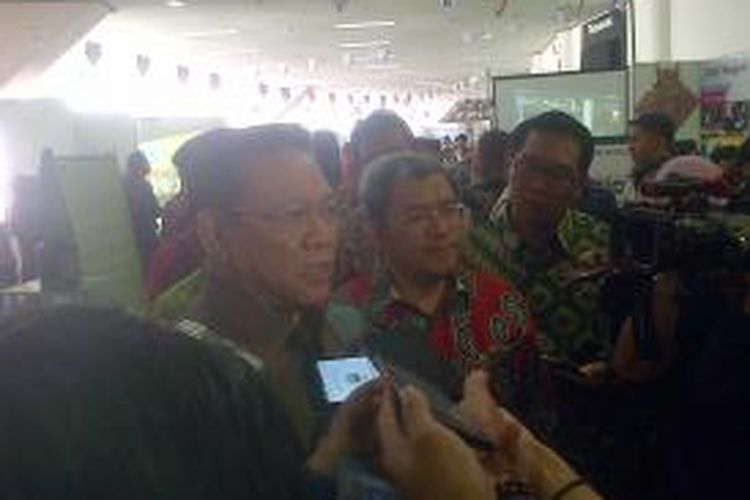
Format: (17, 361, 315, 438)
(152, 125, 370, 481)
(470, 111, 672, 378)
(468, 112, 679, 497)
(329, 152, 538, 415)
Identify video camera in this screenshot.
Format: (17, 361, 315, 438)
(611, 206, 750, 274)
(611, 179, 750, 274)
(603, 182, 750, 360)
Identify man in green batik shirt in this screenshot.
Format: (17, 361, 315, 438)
(468, 111, 678, 381)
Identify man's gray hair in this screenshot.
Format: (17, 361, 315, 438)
(358, 152, 458, 228)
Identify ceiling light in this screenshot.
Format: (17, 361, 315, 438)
(334, 20, 396, 30)
(182, 28, 240, 38)
(166, 0, 186, 7)
(362, 63, 400, 71)
(338, 39, 391, 49)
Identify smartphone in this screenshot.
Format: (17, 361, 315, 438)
(317, 356, 497, 452)
(316, 356, 381, 403)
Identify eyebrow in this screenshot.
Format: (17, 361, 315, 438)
(396, 197, 458, 211)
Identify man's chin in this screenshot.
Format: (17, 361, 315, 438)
(299, 286, 332, 308)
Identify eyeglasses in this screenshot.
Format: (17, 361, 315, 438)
(229, 198, 339, 237)
(514, 155, 578, 186)
(393, 201, 467, 229)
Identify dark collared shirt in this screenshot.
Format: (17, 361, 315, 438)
(152, 271, 354, 449)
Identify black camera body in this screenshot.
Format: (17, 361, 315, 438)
(611, 205, 750, 274)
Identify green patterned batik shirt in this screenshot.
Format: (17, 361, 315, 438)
(467, 201, 612, 365)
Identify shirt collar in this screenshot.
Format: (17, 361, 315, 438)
(198, 274, 315, 360)
(490, 199, 575, 256)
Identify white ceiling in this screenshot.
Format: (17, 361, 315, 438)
(95, 0, 613, 93)
(0, 2, 108, 90)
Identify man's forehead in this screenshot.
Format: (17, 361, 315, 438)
(390, 174, 456, 205)
(523, 130, 580, 164)
(238, 152, 329, 205)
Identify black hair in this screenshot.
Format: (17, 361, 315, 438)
(629, 112, 676, 144)
(0, 306, 307, 500)
(312, 130, 342, 189)
(710, 144, 740, 166)
(735, 138, 750, 167)
(173, 128, 236, 182)
(350, 110, 414, 167)
(359, 152, 457, 228)
(181, 124, 312, 213)
(477, 129, 510, 177)
(509, 111, 595, 175)
(126, 150, 149, 177)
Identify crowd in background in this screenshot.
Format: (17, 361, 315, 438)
(0, 107, 747, 500)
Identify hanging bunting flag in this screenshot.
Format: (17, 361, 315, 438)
(177, 65, 190, 83)
(136, 54, 150, 76)
(332, 0, 350, 13)
(281, 87, 291, 101)
(307, 86, 316, 102)
(494, 0, 508, 18)
(259, 83, 269, 97)
(380, 95, 387, 108)
(440, 0, 457, 11)
(84, 41, 102, 66)
(209, 73, 221, 90)
(364, 94, 371, 105)
(328, 91, 337, 104)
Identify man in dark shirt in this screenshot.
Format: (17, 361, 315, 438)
(124, 151, 160, 273)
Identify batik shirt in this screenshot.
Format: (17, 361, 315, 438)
(328, 269, 537, 408)
(468, 201, 612, 365)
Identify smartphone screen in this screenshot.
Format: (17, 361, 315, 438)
(317, 356, 381, 403)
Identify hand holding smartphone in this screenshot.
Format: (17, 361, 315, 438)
(316, 355, 497, 452)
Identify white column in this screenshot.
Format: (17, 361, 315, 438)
(633, 0, 672, 62)
(670, 0, 750, 60)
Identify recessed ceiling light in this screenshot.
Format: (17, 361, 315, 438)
(182, 28, 241, 38)
(166, 0, 186, 7)
(338, 39, 391, 49)
(334, 20, 396, 30)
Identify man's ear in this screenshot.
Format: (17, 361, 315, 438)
(196, 210, 228, 264)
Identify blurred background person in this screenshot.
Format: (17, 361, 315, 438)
(335, 110, 415, 285)
(123, 150, 161, 274)
(627, 112, 676, 195)
(312, 130, 343, 191)
(463, 129, 510, 222)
